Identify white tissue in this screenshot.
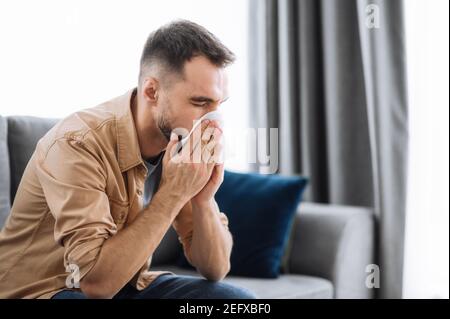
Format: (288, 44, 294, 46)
(173, 110, 224, 156)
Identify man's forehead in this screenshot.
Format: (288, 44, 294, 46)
(182, 57, 229, 101)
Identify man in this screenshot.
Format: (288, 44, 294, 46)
(0, 20, 256, 299)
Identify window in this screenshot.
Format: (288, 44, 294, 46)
(403, 0, 449, 299)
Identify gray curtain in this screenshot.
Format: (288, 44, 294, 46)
(249, 0, 408, 298)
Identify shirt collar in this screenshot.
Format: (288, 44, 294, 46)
(113, 88, 145, 172)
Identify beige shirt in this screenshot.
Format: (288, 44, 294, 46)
(0, 89, 229, 298)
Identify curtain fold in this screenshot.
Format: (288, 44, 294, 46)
(249, 0, 408, 298)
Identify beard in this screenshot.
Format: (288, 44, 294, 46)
(157, 108, 172, 142)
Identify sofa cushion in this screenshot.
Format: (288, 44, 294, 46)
(152, 265, 333, 299)
(0, 116, 10, 229)
(178, 170, 308, 278)
(7, 116, 58, 202)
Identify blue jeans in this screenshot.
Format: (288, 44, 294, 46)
(52, 274, 257, 299)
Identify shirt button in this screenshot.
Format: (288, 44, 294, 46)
(137, 189, 143, 196)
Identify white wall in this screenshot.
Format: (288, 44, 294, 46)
(0, 0, 250, 171)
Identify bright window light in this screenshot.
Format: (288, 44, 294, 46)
(403, 0, 449, 299)
(0, 0, 250, 172)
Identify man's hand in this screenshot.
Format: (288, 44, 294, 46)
(164, 118, 230, 281)
(192, 163, 224, 205)
(160, 119, 223, 206)
(192, 119, 224, 205)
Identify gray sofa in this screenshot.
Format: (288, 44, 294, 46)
(0, 115, 375, 298)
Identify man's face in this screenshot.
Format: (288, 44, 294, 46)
(155, 56, 229, 141)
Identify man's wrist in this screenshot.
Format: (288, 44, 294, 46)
(191, 198, 217, 213)
(154, 184, 190, 212)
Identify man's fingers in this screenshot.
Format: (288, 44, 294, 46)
(192, 119, 222, 155)
(210, 162, 225, 183)
(189, 120, 211, 159)
(202, 120, 222, 143)
(197, 122, 223, 161)
(202, 146, 213, 164)
(176, 118, 223, 164)
(201, 141, 223, 169)
(165, 132, 181, 163)
(210, 142, 223, 164)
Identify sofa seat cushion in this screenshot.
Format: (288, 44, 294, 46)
(151, 265, 333, 299)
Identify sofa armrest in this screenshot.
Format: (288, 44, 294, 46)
(288, 202, 375, 298)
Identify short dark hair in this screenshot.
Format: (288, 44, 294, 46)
(139, 20, 235, 83)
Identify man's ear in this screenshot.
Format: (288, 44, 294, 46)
(142, 77, 160, 104)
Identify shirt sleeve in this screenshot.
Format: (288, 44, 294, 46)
(35, 137, 117, 280)
(172, 200, 229, 265)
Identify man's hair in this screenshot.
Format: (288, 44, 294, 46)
(139, 20, 235, 84)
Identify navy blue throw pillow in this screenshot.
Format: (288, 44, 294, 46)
(177, 170, 308, 278)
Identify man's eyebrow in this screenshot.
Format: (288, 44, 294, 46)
(190, 96, 230, 103)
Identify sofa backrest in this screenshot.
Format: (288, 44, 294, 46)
(0, 115, 181, 265)
(7, 116, 59, 202)
(0, 116, 10, 227)
(0, 116, 58, 228)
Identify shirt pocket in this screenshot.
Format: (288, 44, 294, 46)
(109, 199, 130, 229)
